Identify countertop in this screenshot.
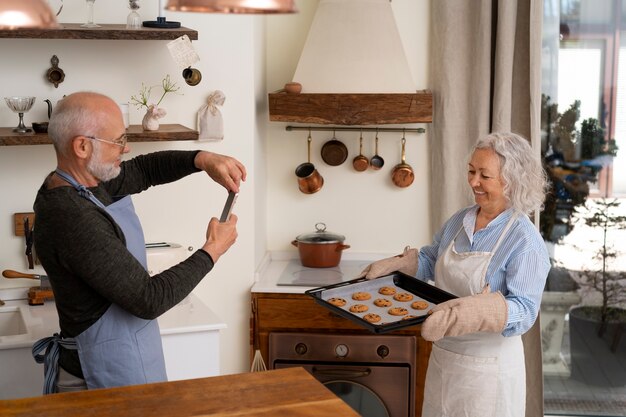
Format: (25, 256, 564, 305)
(0, 367, 359, 417)
(252, 251, 391, 294)
(0, 293, 225, 350)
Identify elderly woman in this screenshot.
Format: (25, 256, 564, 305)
(359, 132, 550, 417)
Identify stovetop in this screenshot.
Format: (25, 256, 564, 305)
(276, 259, 371, 287)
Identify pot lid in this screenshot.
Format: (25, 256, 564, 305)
(295, 222, 345, 244)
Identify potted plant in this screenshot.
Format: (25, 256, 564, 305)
(130, 74, 180, 131)
(568, 197, 626, 386)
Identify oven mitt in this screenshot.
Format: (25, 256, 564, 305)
(420, 291, 508, 342)
(356, 246, 418, 279)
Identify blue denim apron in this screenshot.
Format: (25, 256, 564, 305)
(32, 169, 167, 394)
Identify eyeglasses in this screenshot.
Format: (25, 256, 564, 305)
(84, 133, 128, 148)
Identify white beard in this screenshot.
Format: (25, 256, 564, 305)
(87, 141, 121, 182)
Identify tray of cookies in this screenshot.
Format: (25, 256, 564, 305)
(305, 271, 456, 334)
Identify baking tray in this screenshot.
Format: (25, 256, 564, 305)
(305, 272, 456, 334)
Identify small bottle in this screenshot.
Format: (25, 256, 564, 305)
(127, 0, 141, 29)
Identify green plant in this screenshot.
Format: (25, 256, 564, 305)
(580, 117, 619, 160)
(130, 74, 180, 110)
(571, 198, 626, 334)
(541, 94, 580, 161)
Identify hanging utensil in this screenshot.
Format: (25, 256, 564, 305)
(295, 131, 324, 194)
(370, 129, 385, 170)
(250, 299, 267, 372)
(321, 130, 348, 166)
(391, 130, 414, 188)
(352, 130, 369, 172)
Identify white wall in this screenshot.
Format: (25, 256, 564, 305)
(0, 0, 431, 376)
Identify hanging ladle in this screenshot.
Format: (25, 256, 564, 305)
(370, 130, 384, 170)
(352, 130, 369, 172)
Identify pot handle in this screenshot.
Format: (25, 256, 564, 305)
(335, 244, 351, 252)
(291, 240, 299, 247)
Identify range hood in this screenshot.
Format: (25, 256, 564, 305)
(268, 0, 432, 125)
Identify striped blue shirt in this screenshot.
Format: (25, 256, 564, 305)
(417, 205, 550, 336)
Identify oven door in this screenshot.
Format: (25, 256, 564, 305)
(274, 362, 411, 417)
(269, 332, 416, 417)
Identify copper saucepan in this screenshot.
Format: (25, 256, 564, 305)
(295, 132, 323, 194)
(370, 131, 384, 170)
(352, 131, 369, 172)
(391, 134, 414, 188)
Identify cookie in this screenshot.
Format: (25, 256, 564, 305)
(352, 292, 371, 301)
(402, 315, 418, 320)
(378, 286, 396, 296)
(411, 300, 429, 310)
(388, 307, 409, 316)
(363, 313, 381, 323)
(327, 297, 347, 307)
(349, 304, 369, 313)
(393, 292, 414, 302)
(373, 298, 392, 307)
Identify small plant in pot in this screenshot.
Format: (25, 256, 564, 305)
(568, 197, 626, 386)
(130, 74, 180, 131)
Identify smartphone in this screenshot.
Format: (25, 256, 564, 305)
(219, 191, 238, 222)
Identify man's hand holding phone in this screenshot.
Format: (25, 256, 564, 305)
(203, 191, 239, 262)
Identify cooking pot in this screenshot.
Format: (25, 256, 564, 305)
(291, 223, 350, 268)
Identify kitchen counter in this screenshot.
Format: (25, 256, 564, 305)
(0, 293, 225, 350)
(0, 293, 226, 399)
(0, 367, 359, 417)
(252, 251, 391, 294)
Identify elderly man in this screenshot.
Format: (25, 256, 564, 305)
(32, 92, 246, 394)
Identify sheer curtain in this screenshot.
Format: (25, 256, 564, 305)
(430, 1, 544, 416)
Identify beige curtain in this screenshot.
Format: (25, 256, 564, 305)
(430, 1, 544, 417)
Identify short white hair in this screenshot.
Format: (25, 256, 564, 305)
(48, 92, 111, 156)
(471, 132, 548, 214)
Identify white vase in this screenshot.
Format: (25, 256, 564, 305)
(142, 105, 166, 131)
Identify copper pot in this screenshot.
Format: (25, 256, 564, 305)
(291, 223, 350, 268)
(296, 133, 323, 194)
(391, 137, 414, 188)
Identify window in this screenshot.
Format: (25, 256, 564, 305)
(541, 1, 626, 416)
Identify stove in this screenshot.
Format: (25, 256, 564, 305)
(276, 259, 372, 287)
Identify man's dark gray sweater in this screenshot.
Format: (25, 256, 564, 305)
(33, 150, 214, 378)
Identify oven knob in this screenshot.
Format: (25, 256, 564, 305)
(335, 344, 349, 358)
(295, 343, 308, 355)
(377, 345, 389, 358)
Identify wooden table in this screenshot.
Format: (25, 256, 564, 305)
(0, 368, 359, 417)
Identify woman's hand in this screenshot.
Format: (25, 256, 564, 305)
(357, 247, 418, 279)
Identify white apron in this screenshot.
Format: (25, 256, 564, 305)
(421, 214, 526, 417)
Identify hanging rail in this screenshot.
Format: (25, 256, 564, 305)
(285, 126, 426, 134)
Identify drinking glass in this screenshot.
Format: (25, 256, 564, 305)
(5, 97, 36, 133)
(127, 0, 142, 29)
(81, 0, 101, 28)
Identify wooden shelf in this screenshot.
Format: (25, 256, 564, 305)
(0, 124, 199, 146)
(0, 24, 198, 41)
(268, 90, 433, 125)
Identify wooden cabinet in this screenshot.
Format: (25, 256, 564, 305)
(250, 292, 432, 417)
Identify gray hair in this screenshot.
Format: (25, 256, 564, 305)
(471, 132, 548, 214)
(47, 92, 109, 156)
